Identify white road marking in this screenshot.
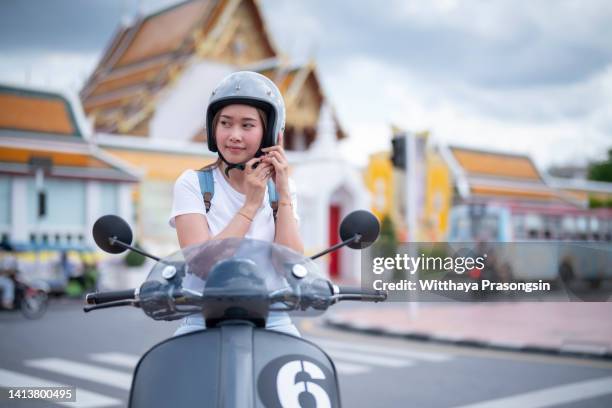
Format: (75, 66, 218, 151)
(25, 358, 132, 391)
(324, 349, 414, 367)
(454, 376, 612, 408)
(334, 362, 370, 375)
(0, 368, 121, 408)
(313, 337, 452, 362)
(89, 353, 139, 369)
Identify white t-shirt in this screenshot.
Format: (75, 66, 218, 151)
(169, 167, 299, 240)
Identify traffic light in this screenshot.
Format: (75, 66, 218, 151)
(391, 135, 406, 169)
(38, 191, 46, 218)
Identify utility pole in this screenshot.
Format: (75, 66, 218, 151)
(404, 132, 419, 318)
(391, 130, 420, 317)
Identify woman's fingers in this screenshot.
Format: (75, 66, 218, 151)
(260, 144, 285, 156)
(262, 153, 287, 171)
(259, 168, 273, 180)
(244, 158, 260, 174)
(251, 163, 272, 182)
(252, 162, 271, 176)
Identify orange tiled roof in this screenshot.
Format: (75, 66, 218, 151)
(0, 86, 80, 136)
(470, 184, 560, 202)
(0, 146, 108, 168)
(0, 146, 140, 183)
(115, 1, 211, 68)
(253, 63, 346, 139)
(103, 148, 214, 181)
(81, 0, 277, 134)
(88, 58, 171, 97)
(451, 147, 541, 180)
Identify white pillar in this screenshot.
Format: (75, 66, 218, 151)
(85, 181, 101, 247)
(11, 177, 28, 242)
(118, 183, 134, 226)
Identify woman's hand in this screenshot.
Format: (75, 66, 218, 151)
(242, 157, 273, 216)
(261, 132, 290, 199)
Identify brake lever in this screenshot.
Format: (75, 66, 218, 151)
(83, 300, 139, 313)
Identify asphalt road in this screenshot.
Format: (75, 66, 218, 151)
(1, 299, 612, 407)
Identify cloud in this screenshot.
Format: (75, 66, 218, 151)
(260, 0, 612, 168)
(0, 51, 99, 92)
(263, 0, 612, 88)
(0, 0, 185, 53)
(0, 0, 610, 169)
(327, 55, 612, 168)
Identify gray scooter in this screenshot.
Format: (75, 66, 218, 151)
(84, 210, 387, 408)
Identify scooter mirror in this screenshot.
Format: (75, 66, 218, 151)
(339, 210, 380, 249)
(92, 215, 133, 254)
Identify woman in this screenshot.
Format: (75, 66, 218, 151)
(169, 71, 303, 337)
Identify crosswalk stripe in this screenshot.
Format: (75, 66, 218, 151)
(25, 358, 132, 391)
(313, 338, 452, 362)
(334, 362, 370, 375)
(324, 349, 414, 367)
(89, 353, 139, 369)
(92, 350, 378, 376)
(453, 376, 612, 408)
(0, 368, 121, 408)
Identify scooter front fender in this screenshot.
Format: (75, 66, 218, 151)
(129, 325, 341, 408)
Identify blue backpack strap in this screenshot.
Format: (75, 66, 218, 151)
(196, 169, 214, 213)
(267, 179, 278, 219)
(197, 168, 278, 220)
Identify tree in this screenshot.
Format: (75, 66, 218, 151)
(587, 149, 612, 208)
(124, 242, 147, 267)
(371, 215, 401, 281)
(588, 149, 612, 182)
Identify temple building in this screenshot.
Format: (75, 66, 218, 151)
(0, 84, 139, 248)
(441, 146, 574, 205)
(79, 0, 367, 280)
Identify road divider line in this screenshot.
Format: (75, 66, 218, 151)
(0, 368, 121, 408)
(334, 362, 370, 375)
(89, 353, 139, 369)
(25, 358, 132, 391)
(453, 375, 612, 408)
(324, 349, 414, 367)
(313, 338, 452, 362)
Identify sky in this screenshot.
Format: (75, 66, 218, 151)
(1, 0, 611, 170)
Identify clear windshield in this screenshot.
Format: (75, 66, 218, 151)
(140, 238, 331, 322)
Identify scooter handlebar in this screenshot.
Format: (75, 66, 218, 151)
(85, 289, 136, 305)
(334, 286, 387, 302)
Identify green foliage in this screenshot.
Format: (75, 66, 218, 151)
(370, 215, 401, 280)
(370, 217, 397, 259)
(124, 242, 146, 267)
(589, 197, 612, 208)
(588, 149, 612, 182)
(586, 149, 612, 208)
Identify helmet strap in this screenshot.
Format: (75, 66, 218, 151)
(218, 151, 247, 177)
(216, 140, 265, 177)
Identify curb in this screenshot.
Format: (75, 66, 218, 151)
(325, 315, 612, 361)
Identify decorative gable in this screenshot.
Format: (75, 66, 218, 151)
(80, 0, 276, 136)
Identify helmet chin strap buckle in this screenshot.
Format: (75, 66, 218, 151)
(224, 162, 246, 177)
(218, 152, 247, 177)
(219, 146, 266, 177)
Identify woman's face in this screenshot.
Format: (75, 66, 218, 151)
(215, 104, 264, 162)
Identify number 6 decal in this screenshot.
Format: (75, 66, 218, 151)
(276, 360, 332, 408)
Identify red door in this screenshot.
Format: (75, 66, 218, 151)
(328, 205, 341, 279)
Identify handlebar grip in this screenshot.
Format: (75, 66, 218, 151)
(86, 289, 136, 305)
(336, 286, 387, 301)
(337, 286, 382, 296)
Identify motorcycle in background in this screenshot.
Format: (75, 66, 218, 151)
(0, 271, 49, 319)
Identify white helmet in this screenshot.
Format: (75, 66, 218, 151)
(206, 71, 286, 156)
